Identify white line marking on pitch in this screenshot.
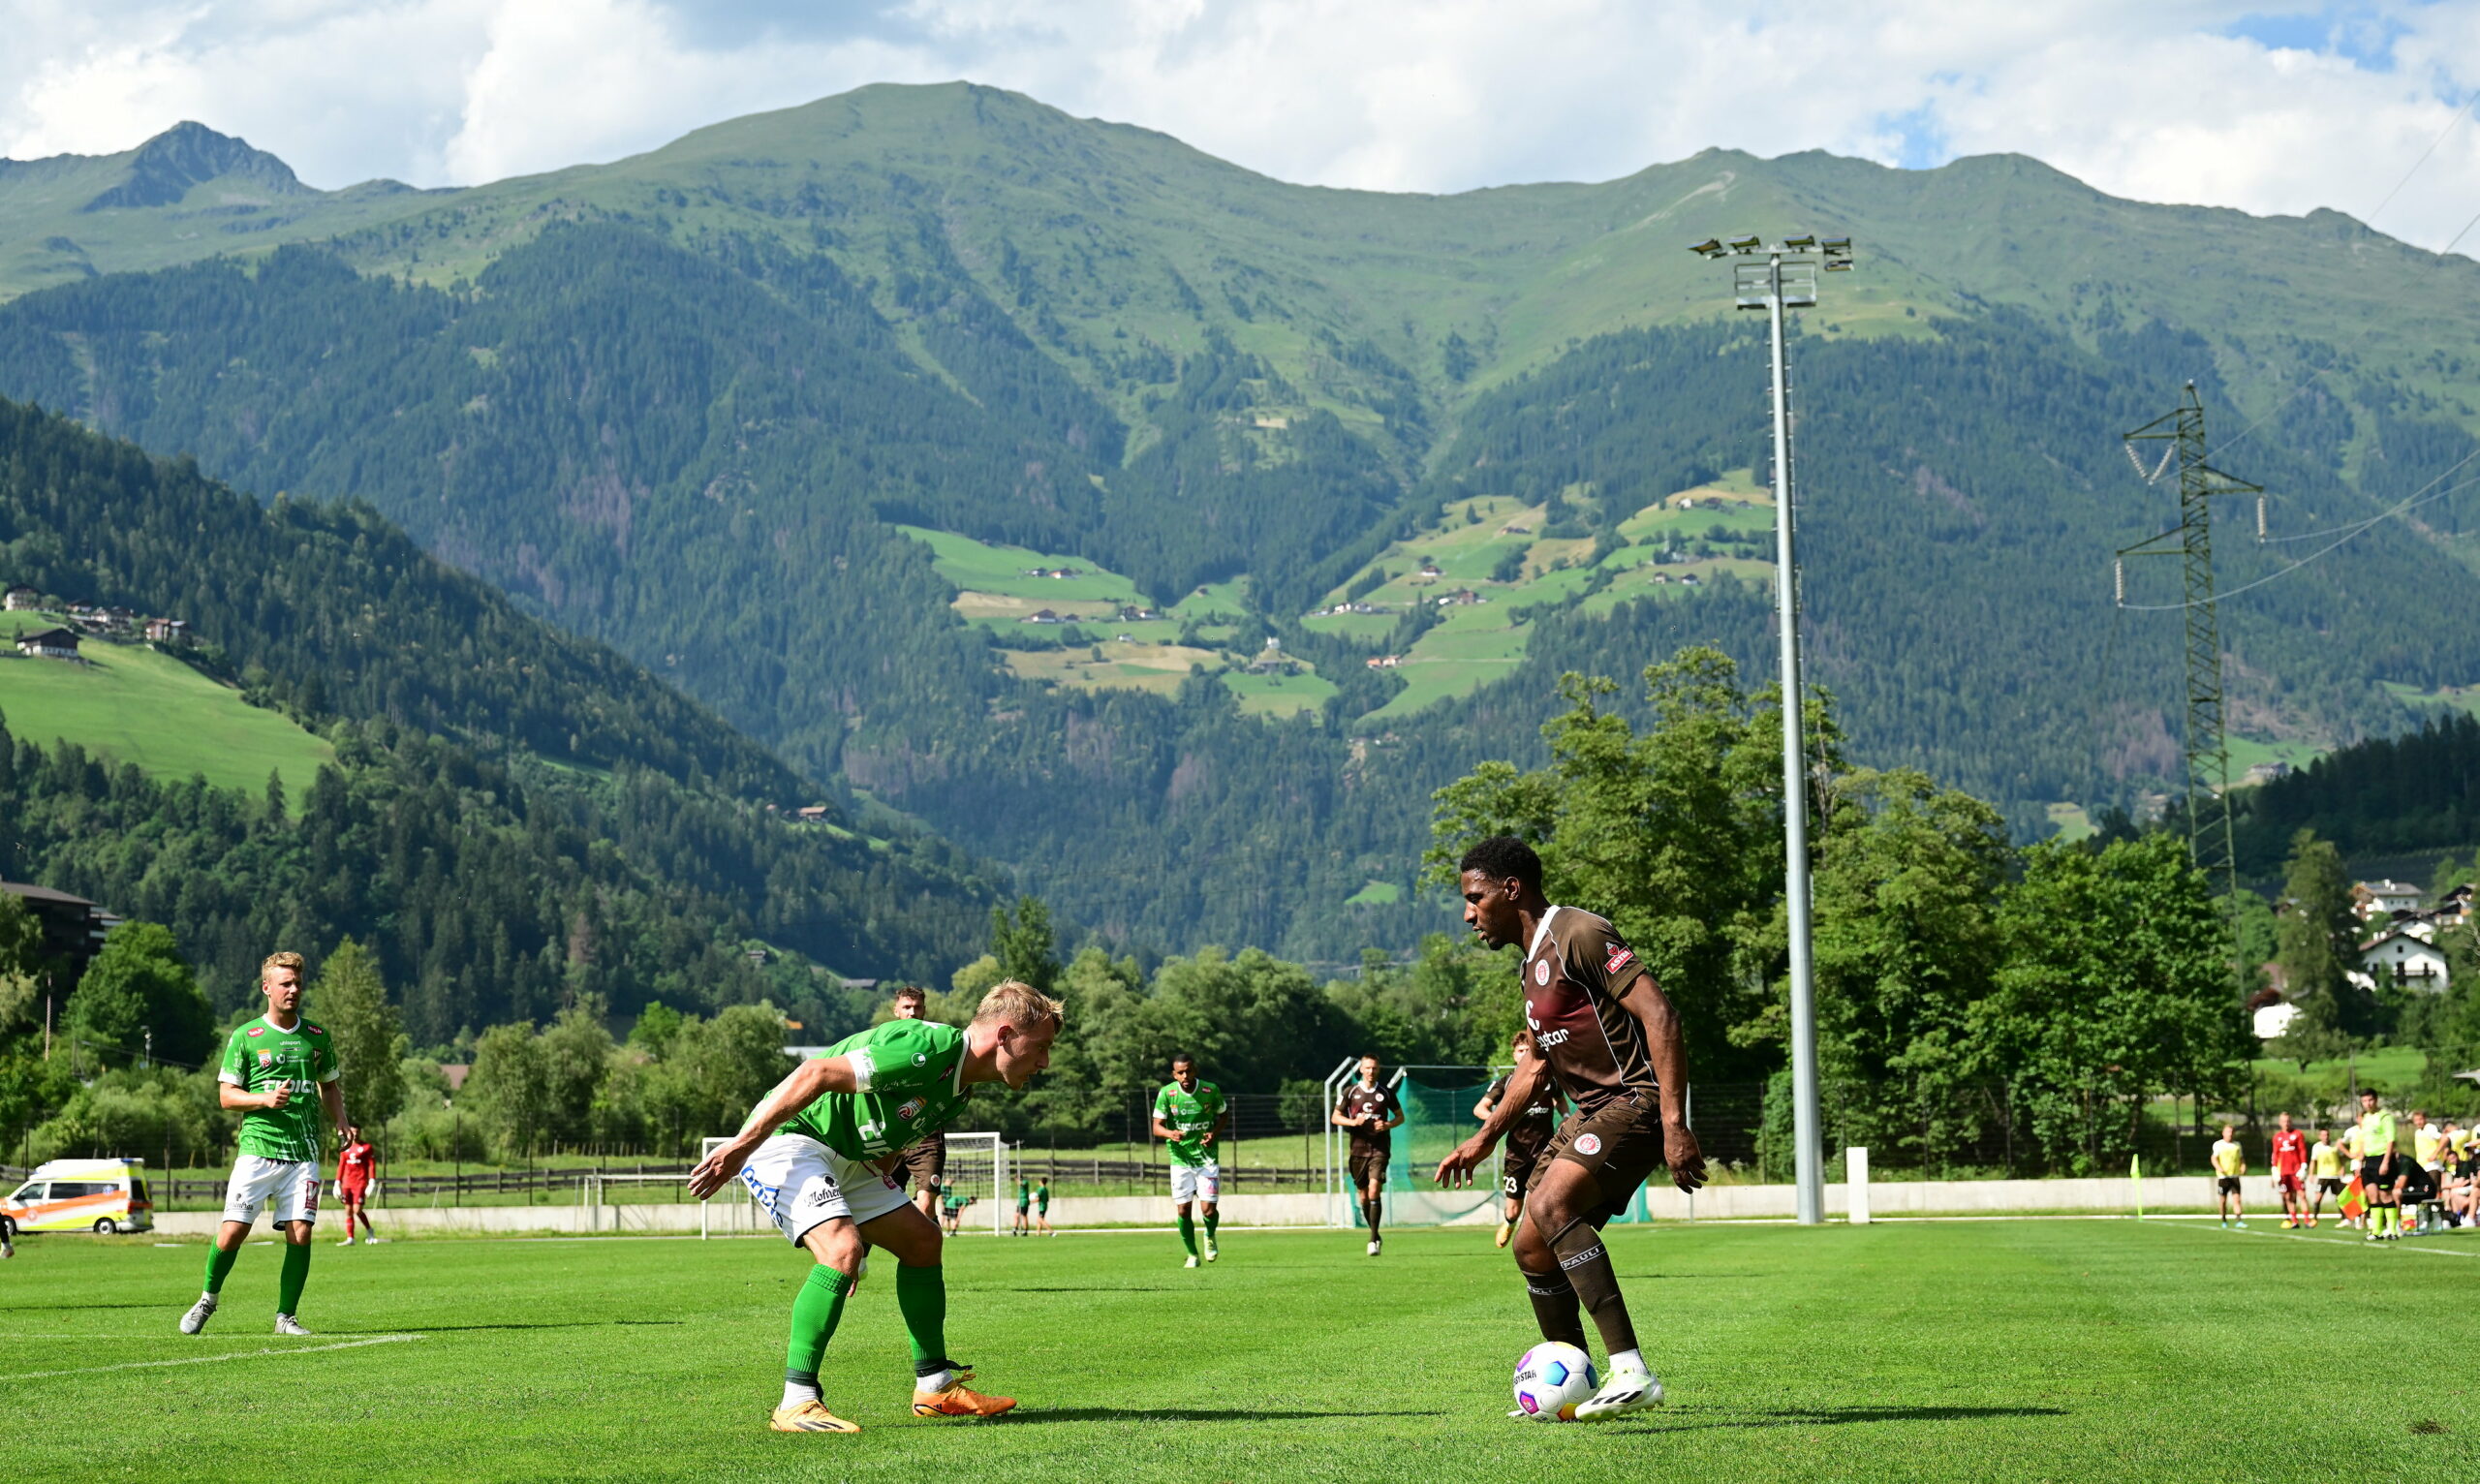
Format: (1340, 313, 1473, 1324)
(0, 1333, 423, 1381)
(2216, 1224, 2480, 1257)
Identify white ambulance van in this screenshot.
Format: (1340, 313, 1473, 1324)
(3, 1158, 155, 1234)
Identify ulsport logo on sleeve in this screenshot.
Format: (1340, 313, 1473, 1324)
(1604, 945, 1634, 974)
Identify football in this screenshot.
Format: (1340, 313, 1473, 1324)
(1511, 1342, 1597, 1421)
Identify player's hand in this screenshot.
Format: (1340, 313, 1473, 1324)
(689, 1135, 757, 1200)
(264, 1081, 295, 1109)
(1435, 1135, 1490, 1189)
(1664, 1120, 1708, 1193)
(1199, 1130, 1216, 1148)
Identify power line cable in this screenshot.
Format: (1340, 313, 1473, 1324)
(2364, 89, 2478, 227)
(2120, 454, 2480, 610)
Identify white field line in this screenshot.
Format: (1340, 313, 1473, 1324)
(2218, 1224, 2480, 1258)
(2, 1333, 422, 1381)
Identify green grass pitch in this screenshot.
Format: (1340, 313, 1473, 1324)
(6, 1220, 2470, 1480)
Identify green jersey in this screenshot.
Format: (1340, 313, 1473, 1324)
(782, 1019, 973, 1159)
(218, 1014, 338, 1163)
(1153, 1078, 1225, 1167)
(2359, 1109, 2399, 1160)
(1035, 1183, 1049, 1211)
(1015, 1179, 1031, 1209)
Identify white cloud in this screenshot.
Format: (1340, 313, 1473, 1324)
(3, 0, 2476, 255)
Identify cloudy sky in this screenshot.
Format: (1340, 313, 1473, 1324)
(5, 0, 2477, 255)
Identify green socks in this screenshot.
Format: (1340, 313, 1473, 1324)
(895, 1263, 949, 1376)
(1177, 1211, 1198, 1257)
(202, 1242, 239, 1296)
(276, 1240, 311, 1316)
(786, 1263, 854, 1379)
(1203, 1209, 1219, 1244)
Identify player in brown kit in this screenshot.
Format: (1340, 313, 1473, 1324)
(887, 987, 948, 1221)
(1437, 835, 1704, 1420)
(1332, 1054, 1403, 1255)
(1472, 1030, 1564, 1249)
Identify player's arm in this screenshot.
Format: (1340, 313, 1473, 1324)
(1620, 974, 1708, 1192)
(319, 1078, 349, 1138)
(1150, 1090, 1181, 1144)
(1436, 1054, 1549, 1187)
(1328, 1097, 1363, 1128)
(1379, 1090, 1405, 1134)
(1472, 1087, 1501, 1121)
(688, 1056, 862, 1199)
(1200, 1093, 1226, 1150)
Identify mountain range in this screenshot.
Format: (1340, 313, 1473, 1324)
(4, 81, 2478, 958)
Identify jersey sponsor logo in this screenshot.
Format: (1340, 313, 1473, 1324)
(1604, 945, 1634, 974)
(257, 1050, 273, 1068)
(247, 1026, 264, 1036)
(1533, 958, 1552, 986)
(1574, 1132, 1603, 1157)
(913, 1053, 928, 1066)
(304, 1023, 325, 1036)
(1535, 1029, 1570, 1049)
(896, 1097, 926, 1122)
(1527, 1011, 1541, 1031)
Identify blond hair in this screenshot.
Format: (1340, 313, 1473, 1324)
(973, 978, 1065, 1033)
(261, 950, 306, 980)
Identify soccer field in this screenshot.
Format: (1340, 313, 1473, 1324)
(6, 1219, 2472, 1481)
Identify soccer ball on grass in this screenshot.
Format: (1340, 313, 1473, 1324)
(1511, 1341, 1597, 1421)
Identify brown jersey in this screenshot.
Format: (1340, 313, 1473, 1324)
(1335, 1081, 1399, 1150)
(1521, 907, 1658, 1114)
(1485, 1068, 1563, 1134)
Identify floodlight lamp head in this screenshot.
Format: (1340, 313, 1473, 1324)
(1689, 238, 1723, 258)
(1729, 234, 1762, 252)
(1821, 236, 1851, 255)
(1783, 233, 1816, 250)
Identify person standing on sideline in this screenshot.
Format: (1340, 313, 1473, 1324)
(2307, 1128, 2344, 1228)
(2211, 1125, 2247, 1228)
(1333, 1054, 1403, 1256)
(1031, 1178, 1053, 1236)
(335, 1125, 381, 1245)
(2269, 1114, 2309, 1229)
(180, 952, 348, 1337)
(2356, 1090, 2401, 1243)
(1011, 1175, 1031, 1236)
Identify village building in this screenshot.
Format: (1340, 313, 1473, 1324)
(144, 617, 189, 642)
(2352, 921, 2450, 990)
(14, 626, 80, 660)
(2351, 879, 2424, 921)
(1020, 608, 1066, 625)
(2, 584, 38, 610)
(1365, 654, 1402, 669)
(0, 881, 117, 981)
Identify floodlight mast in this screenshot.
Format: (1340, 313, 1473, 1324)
(1690, 232, 1851, 1226)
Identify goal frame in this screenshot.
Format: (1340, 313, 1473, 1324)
(940, 1131, 1008, 1237)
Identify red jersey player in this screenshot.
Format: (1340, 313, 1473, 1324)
(2269, 1113, 2309, 1230)
(335, 1126, 380, 1246)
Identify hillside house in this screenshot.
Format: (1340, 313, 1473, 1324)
(1437, 589, 1484, 606)
(2352, 880, 2424, 921)
(1116, 604, 1161, 622)
(1020, 609, 1066, 625)
(2437, 884, 2473, 928)
(144, 617, 189, 642)
(2241, 760, 2291, 787)
(1418, 561, 1442, 578)
(2248, 980, 2299, 1039)
(0, 881, 116, 980)
(14, 626, 79, 660)
(1365, 654, 1402, 669)
(2353, 923, 2450, 990)
(792, 806, 833, 823)
(3, 585, 37, 610)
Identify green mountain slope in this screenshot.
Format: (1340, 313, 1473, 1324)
(0, 397, 995, 1036)
(3, 84, 2478, 957)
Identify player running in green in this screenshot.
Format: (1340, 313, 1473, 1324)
(180, 951, 348, 1338)
(689, 980, 1062, 1434)
(1153, 1053, 1227, 1267)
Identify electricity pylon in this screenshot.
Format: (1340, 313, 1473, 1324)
(2117, 382, 2259, 900)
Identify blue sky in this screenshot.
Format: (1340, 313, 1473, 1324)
(3, 0, 2475, 255)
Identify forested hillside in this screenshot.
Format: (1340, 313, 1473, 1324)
(6, 83, 2480, 956)
(0, 399, 994, 1036)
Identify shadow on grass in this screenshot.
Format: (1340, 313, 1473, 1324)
(1006, 1407, 1445, 1425)
(962, 1285, 1188, 1293)
(1608, 1405, 2066, 1434)
(328, 1319, 685, 1333)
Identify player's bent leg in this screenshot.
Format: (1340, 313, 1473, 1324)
(773, 1219, 864, 1434)
(855, 1201, 1013, 1419)
(275, 1219, 316, 1334)
(1528, 1159, 1661, 1420)
(1507, 1195, 1589, 1352)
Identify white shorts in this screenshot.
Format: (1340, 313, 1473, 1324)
(739, 1134, 911, 1247)
(1170, 1160, 1220, 1205)
(224, 1155, 321, 1226)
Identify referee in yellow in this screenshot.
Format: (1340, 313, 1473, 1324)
(2211, 1124, 2247, 1228)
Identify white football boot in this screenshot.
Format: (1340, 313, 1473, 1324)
(273, 1314, 313, 1337)
(178, 1295, 218, 1334)
(1574, 1364, 1664, 1419)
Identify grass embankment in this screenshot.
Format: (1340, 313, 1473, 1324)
(8, 1220, 2469, 1479)
(0, 609, 333, 801)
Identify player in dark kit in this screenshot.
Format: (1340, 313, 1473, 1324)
(1473, 1030, 1564, 1249)
(1332, 1054, 1403, 1255)
(887, 986, 948, 1222)
(1437, 836, 1704, 1421)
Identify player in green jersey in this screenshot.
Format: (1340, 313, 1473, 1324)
(690, 979, 1062, 1435)
(1152, 1054, 1227, 1267)
(1032, 1178, 1053, 1236)
(180, 951, 348, 1338)
(1011, 1176, 1032, 1236)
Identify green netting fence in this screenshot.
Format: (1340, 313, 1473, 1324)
(1357, 1066, 1661, 1228)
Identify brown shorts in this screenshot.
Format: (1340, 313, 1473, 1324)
(1502, 1128, 1550, 1199)
(1348, 1142, 1390, 1191)
(897, 1134, 946, 1191)
(1526, 1096, 1666, 1224)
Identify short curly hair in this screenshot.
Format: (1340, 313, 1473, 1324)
(260, 950, 306, 980)
(1457, 835, 1542, 890)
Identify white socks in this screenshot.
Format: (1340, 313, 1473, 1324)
(780, 1376, 821, 1409)
(1607, 1347, 1645, 1376)
(916, 1368, 955, 1393)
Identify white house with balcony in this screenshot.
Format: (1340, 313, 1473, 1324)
(2351, 923, 2450, 991)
